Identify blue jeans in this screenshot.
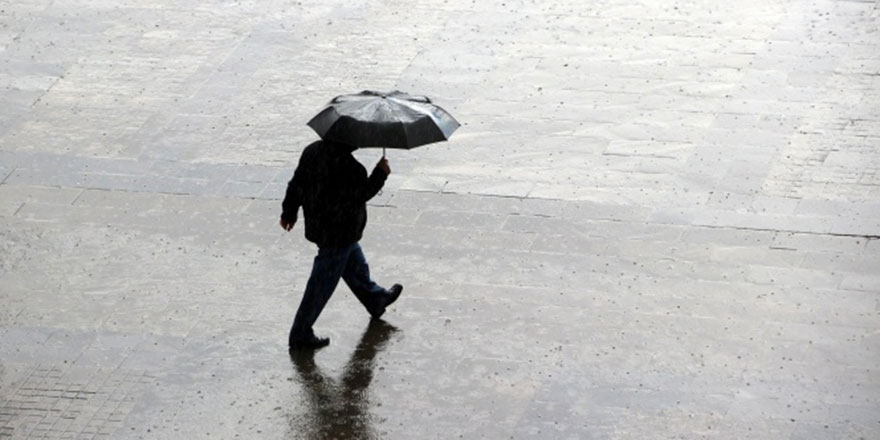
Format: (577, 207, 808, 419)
(289, 243, 390, 343)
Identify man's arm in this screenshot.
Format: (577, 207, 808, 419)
(280, 175, 300, 231)
(360, 157, 390, 202)
(281, 150, 312, 231)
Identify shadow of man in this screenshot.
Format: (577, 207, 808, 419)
(288, 319, 399, 439)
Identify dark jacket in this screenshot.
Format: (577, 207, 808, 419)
(281, 141, 388, 248)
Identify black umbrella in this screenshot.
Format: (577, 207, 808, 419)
(307, 90, 459, 154)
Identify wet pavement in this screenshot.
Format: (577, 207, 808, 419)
(2, 0, 879, 438)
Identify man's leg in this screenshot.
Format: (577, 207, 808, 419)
(289, 245, 352, 347)
(342, 243, 402, 319)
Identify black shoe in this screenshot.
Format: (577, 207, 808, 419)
(371, 284, 403, 319)
(289, 335, 330, 351)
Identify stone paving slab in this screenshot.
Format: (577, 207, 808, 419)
(2, 0, 880, 439)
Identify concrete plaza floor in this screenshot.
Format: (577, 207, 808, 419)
(1, 0, 879, 438)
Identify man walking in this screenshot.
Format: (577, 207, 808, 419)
(280, 140, 402, 350)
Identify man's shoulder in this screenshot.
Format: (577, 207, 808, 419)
(298, 140, 324, 162)
(303, 140, 323, 153)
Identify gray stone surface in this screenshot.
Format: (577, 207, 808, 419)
(2, 0, 879, 439)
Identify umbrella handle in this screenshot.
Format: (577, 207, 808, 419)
(382, 147, 386, 158)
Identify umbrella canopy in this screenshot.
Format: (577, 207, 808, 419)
(307, 90, 459, 149)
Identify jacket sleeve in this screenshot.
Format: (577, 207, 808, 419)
(281, 151, 309, 223)
(280, 172, 300, 224)
(344, 154, 388, 203)
(361, 165, 388, 202)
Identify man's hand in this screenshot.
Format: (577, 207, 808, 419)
(280, 218, 294, 231)
(377, 157, 391, 175)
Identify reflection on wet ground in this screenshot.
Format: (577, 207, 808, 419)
(287, 319, 399, 439)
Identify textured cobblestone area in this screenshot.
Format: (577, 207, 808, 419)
(2, 0, 879, 439)
(0, 364, 152, 439)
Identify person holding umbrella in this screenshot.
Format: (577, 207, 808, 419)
(281, 90, 458, 350)
(280, 141, 401, 350)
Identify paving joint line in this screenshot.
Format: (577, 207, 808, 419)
(15, 184, 875, 240)
(688, 223, 880, 241)
(0, 167, 13, 185)
(412, 190, 880, 239)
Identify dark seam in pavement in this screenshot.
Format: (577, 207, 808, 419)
(601, 152, 679, 160)
(511, 213, 554, 218)
(69, 188, 89, 206)
(12, 202, 26, 217)
(404, 190, 880, 239)
(7, 183, 876, 240)
(394, 48, 426, 91)
(33, 76, 64, 109)
(688, 223, 880, 241)
(442, 192, 533, 202)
